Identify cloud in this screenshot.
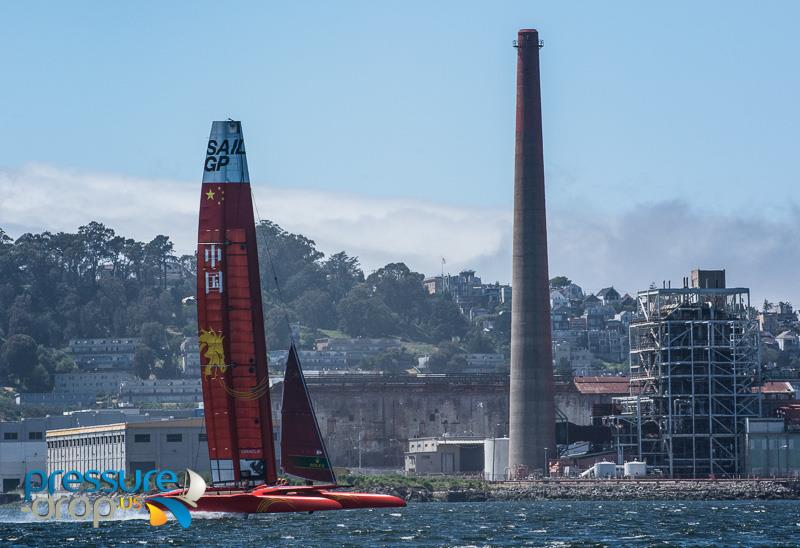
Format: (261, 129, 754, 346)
(1, 164, 797, 305)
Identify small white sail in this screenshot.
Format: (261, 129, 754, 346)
(180, 469, 207, 508)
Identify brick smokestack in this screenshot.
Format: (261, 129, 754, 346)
(508, 28, 556, 476)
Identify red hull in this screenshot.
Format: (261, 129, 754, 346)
(153, 485, 406, 514)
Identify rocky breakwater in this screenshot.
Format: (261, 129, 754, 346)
(346, 475, 800, 502)
(491, 479, 800, 501)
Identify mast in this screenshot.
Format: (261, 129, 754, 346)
(197, 120, 277, 486)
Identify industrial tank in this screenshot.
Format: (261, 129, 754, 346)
(623, 461, 647, 478)
(484, 437, 510, 481)
(594, 461, 617, 479)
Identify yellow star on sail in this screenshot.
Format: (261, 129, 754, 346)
(205, 189, 215, 200)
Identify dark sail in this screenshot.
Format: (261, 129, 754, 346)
(280, 342, 336, 483)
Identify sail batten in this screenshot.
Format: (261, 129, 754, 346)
(197, 120, 276, 486)
(280, 343, 336, 484)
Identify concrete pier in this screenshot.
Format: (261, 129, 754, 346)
(508, 28, 556, 476)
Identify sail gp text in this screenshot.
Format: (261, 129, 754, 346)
(204, 138, 245, 171)
(21, 468, 179, 528)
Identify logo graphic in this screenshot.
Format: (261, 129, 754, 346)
(145, 469, 206, 528)
(199, 328, 228, 378)
(21, 467, 182, 528)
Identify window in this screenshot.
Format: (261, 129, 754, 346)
(3, 478, 20, 492)
(198, 433, 208, 442)
(166, 434, 182, 443)
(28, 432, 43, 440)
(134, 434, 151, 443)
(3, 432, 18, 440)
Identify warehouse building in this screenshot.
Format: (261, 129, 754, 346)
(46, 418, 209, 476)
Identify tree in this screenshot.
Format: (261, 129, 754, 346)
(291, 289, 337, 330)
(154, 356, 180, 379)
(337, 285, 400, 338)
(1, 334, 39, 382)
(78, 221, 115, 281)
(25, 364, 51, 392)
(140, 321, 168, 358)
(322, 252, 364, 302)
(425, 296, 468, 343)
(465, 328, 496, 353)
(256, 220, 324, 303)
(366, 263, 428, 324)
(265, 305, 297, 350)
(144, 235, 174, 288)
(359, 348, 416, 374)
(550, 276, 571, 288)
(426, 342, 467, 374)
(134, 346, 156, 379)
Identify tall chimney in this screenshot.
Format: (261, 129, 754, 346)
(508, 28, 556, 477)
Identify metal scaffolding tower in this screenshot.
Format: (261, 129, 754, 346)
(606, 286, 761, 478)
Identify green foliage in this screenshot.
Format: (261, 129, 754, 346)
(0, 223, 193, 391)
(0, 335, 77, 391)
(1, 334, 39, 381)
(291, 289, 337, 330)
(425, 296, 468, 343)
(134, 346, 156, 379)
(465, 328, 495, 354)
(1, 219, 494, 388)
(427, 341, 468, 374)
(337, 285, 401, 337)
(359, 348, 416, 374)
(550, 276, 572, 288)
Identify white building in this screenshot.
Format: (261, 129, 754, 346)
(47, 418, 209, 477)
(68, 338, 141, 371)
(119, 378, 203, 404)
(54, 371, 134, 395)
(405, 436, 485, 476)
(0, 410, 151, 494)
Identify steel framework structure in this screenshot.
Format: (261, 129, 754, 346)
(606, 287, 761, 478)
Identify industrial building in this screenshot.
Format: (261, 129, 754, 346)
(404, 437, 485, 476)
(743, 418, 800, 477)
(0, 410, 154, 494)
(46, 418, 209, 477)
(605, 270, 762, 478)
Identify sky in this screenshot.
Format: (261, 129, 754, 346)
(1, 2, 798, 304)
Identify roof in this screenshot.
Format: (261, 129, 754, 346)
(47, 422, 126, 438)
(754, 381, 796, 395)
(46, 417, 203, 438)
(597, 287, 620, 298)
(573, 376, 630, 395)
(776, 331, 797, 340)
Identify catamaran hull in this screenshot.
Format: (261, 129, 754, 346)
(192, 493, 343, 513)
(316, 491, 407, 509)
(152, 486, 405, 514)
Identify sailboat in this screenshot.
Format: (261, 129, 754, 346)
(152, 120, 405, 514)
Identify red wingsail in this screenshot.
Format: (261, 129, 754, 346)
(197, 120, 276, 486)
(281, 342, 336, 483)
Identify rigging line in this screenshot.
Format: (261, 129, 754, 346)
(250, 185, 295, 344)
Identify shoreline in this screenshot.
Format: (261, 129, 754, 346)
(349, 476, 800, 502)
